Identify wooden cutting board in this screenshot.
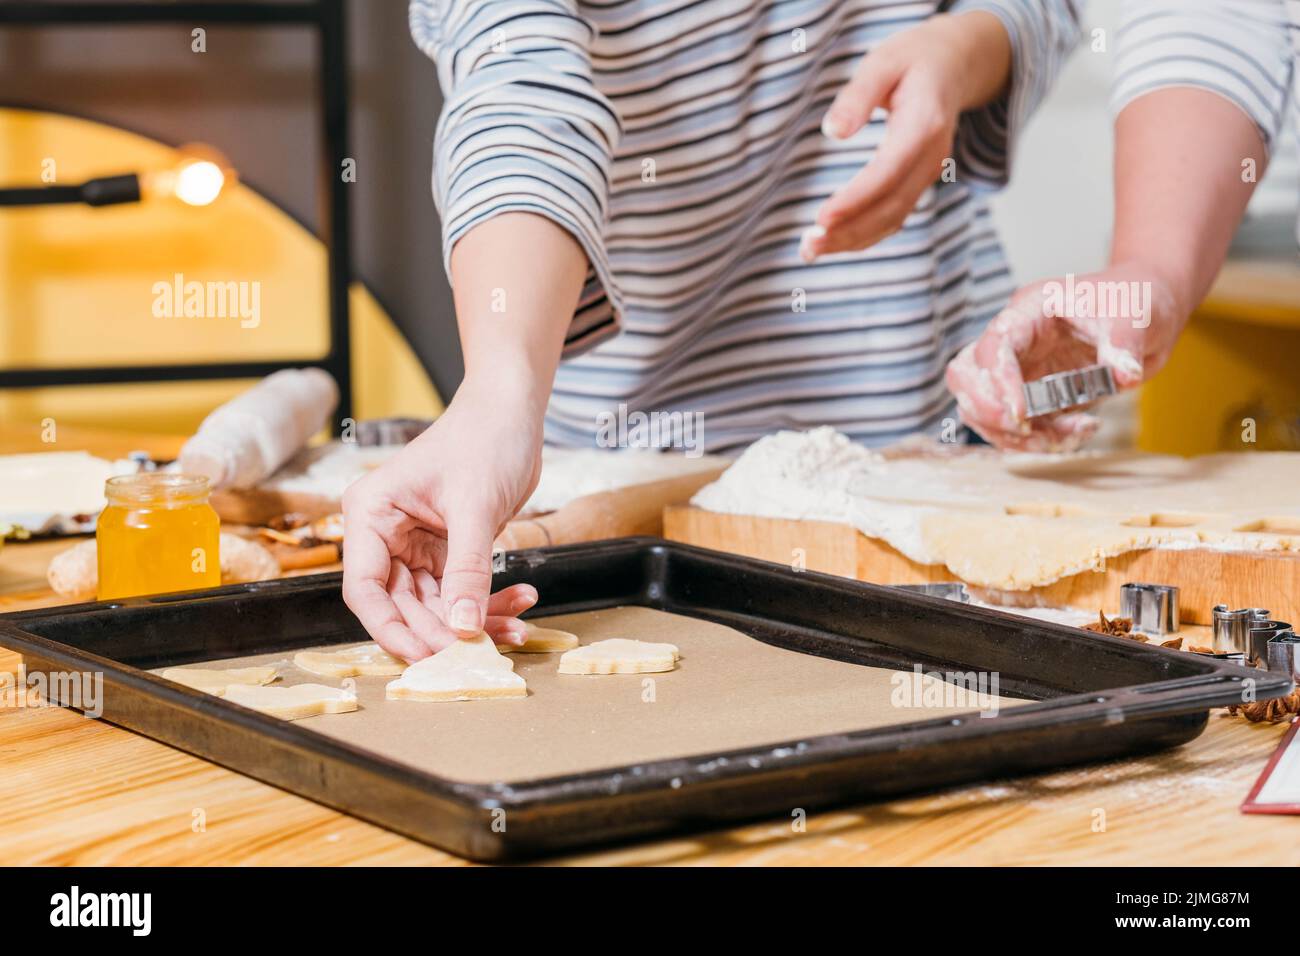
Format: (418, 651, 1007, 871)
(664, 505, 1300, 626)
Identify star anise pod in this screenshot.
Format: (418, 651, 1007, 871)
(1082, 611, 1138, 638)
(1226, 688, 1300, 723)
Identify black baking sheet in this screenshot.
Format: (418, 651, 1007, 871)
(1, 537, 1286, 861)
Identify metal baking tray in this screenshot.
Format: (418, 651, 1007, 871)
(1, 537, 1287, 861)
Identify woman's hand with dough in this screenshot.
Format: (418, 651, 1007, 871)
(945, 265, 1186, 451)
(343, 212, 586, 661)
(341, 378, 541, 661)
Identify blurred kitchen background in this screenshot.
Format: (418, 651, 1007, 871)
(1, 0, 1297, 453)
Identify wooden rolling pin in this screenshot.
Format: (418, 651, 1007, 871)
(496, 467, 726, 550)
(217, 465, 727, 556)
(211, 488, 339, 526)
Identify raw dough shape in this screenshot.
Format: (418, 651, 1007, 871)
(386, 633, 527, 702)
(294, 642, 404, 677)
(161, 665, 278, 696)
(223, 682, 357, 720)
(558, 638, 680, 675)
(47, 538, 98, 599)
(497, 621, 579, 654)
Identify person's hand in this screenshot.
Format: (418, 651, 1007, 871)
(945, 265, 1187, 451)
(800, 11, 1011, 261)
(341, 377, 542, 661)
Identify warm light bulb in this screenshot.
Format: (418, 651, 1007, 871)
(138, 144, 235, 207)
(173, 159, 226, 206)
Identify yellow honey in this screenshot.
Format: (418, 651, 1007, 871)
(96, 474, 221, 600)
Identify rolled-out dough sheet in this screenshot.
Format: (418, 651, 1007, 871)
(692, 428, 1300, 590)
(166, 606, 1027, 784)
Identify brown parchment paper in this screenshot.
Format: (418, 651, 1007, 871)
(162, 606, 1027, 784)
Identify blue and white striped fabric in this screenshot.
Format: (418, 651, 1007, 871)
(1113, 0, 1298, 159)
(411, 0, 1083, 453)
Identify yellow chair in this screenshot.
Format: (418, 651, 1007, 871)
(1138, 259, 1300, 454)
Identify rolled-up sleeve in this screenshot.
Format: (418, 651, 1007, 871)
(1111, 0, 1293, 155)
(947, 0, 1084, 190)
(410, 0, 623, 353)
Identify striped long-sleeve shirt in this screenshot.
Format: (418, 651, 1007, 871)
(1113, 1, 1298, 188)
(411, 0, 1082, 453)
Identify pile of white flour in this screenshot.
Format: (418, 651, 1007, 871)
(691, 427, 940, 563)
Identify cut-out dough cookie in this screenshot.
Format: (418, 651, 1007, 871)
(294, 643, 404, 678)
(387, 633, 527, 702)
(558, 639, 680, 675)
(161, 665, 278, 696)
(223, 682, 357, 720)
(497, 621, 579, 654)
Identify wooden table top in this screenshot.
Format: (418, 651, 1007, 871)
(1200, 257, 1300, 330)
(2, 427, 1297, 865)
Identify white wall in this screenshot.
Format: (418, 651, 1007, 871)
(989, 0, 1119, 283)
(992, 0, 1298, 283)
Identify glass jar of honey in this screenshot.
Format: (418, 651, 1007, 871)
(96, 474, 221, 600)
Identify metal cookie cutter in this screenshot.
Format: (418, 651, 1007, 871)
(1119, 583, 1179, 636)
(1249, 617, 1293, 667)
(1022, 364, 1117, 419)
(1265, 630, 1300, 682)
(1212, 605, 1271, 660)
(1214, 607, 1300, 675)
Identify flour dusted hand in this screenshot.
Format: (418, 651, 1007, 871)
(946, 267, 1185, 452)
